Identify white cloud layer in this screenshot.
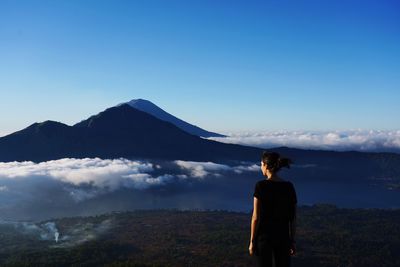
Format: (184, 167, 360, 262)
(0, 158, 259, 203)
(175, 160, 231, 178)
(208, 130, 400, 153)
(174, 160, 259, 178)
(0, 158, 167, 191)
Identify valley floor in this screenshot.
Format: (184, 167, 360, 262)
(1, 205, 399, 267)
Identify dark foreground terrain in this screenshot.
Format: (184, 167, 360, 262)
(0, 205, 399, 267)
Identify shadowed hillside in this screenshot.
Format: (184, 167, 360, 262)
(0, 104, 260, 162)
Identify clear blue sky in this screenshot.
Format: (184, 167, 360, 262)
(0, 0, 399, 136)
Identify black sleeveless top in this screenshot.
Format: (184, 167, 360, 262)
(253, 179, 297, 242)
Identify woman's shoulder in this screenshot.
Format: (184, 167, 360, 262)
(265, 178, 292, 183)
(256, 178, 295, 186)
(281, 180, 295, 188)
(254, 179, 265, 188)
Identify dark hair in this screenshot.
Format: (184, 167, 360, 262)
(261, 151, 292, 173)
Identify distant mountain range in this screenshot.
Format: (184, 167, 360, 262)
(0, 99, 399, 190)
(0, 103, 258, 162)
(121, 99, 225, 138)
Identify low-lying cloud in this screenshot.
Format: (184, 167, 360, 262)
(0, 158, 259, 219)
(0, 158, 160, 190)
(175, 161, 231, 178)
(0, 158, 258, 188)
(208, 130, 400, 153)
(175, 160, 259, 178)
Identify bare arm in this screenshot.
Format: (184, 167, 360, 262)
(249, 197, 260, 255)
(289, 204, 297, 256)
(289, 204, 297, 242)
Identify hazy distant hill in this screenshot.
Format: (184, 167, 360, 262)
(122, 98, 225, 137)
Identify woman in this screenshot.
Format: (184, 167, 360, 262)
(249, 151, 297, 267)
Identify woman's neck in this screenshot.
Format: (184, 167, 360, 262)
(265, 171, 281, 181)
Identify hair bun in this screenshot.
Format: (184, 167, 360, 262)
(262, 151, 292, 172)
(278, 157, 292, 169)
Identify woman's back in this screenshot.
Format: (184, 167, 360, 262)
(249, 151, 297, 267)
(253, 179, 297, 243)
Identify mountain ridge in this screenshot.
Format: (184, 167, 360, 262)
(121, 99, 226, 138)
(0, 104, 260, 162)
(0, 102, 399, 192)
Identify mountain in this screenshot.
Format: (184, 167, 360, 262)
(1, 103, 400, 191)
(0, 104, 258, 162)
(121, 99, 225, 138)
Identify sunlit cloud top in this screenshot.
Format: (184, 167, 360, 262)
(0, 158, 259, 203)
(209, 130, 400, 153)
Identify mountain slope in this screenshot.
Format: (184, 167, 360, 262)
(122, 99, 225, 138)
(0, 104, 258, 162)
(1, 104, 399, 191)
(0, 120, 84, 162)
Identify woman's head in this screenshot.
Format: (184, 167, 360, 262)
(261, 151, 292, 174)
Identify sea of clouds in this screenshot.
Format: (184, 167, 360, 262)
(208, 130, 400, 153)
(0, 157, 260, 220)
(0, 158, 259, 210)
